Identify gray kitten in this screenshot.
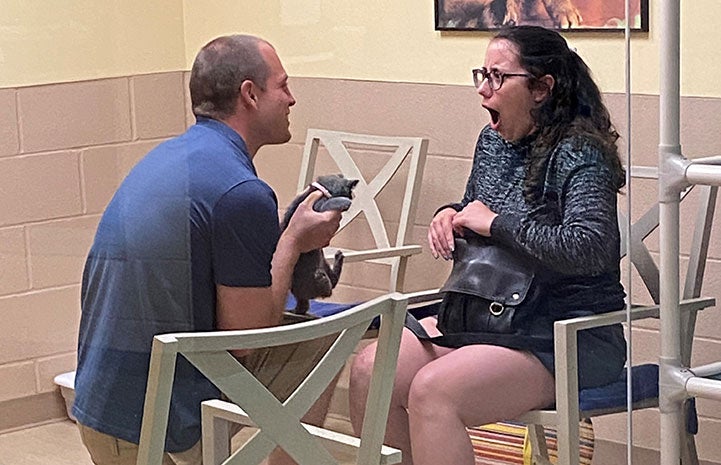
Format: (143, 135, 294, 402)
(281, 174, 359, 314)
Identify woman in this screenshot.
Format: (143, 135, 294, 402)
(349, 25, 627, 465)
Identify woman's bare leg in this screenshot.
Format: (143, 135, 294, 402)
(407, 345, 556, 465)
(349, 318, 452, 465)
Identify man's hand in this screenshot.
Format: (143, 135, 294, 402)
(284, 190, 342, 253)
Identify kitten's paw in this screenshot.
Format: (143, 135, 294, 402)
(295, 299, 310, 315)
(316, 197, 352, 212)
(329, 250, 344, 288)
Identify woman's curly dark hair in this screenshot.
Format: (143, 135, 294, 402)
(493, 26, 625, 202)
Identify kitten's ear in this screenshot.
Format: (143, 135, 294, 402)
(349, 179, 359, 188)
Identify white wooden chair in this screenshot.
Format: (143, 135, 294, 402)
(407, 166, 718, 465)
(136, 293, 408, 465)
(519, 169, 717, 465)
(295, 129, 429, 300)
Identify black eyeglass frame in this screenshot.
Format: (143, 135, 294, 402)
(472, 67, 534, 91)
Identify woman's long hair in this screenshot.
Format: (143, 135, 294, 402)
(494, 26, 625, 202)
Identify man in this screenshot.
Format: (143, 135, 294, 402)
(73, 34, 342, 465)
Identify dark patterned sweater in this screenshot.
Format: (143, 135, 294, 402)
(455, 125, 627, 320)
(435, 126, 627, 385)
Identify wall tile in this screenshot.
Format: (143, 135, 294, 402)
(403, 224, 452, 292)
(605, 94, 660, 168)
(18, 78, 131, 153)
(0, 89, 19, 157)
(0, 362, 36, 403)
(0, 286, 80, 365)
(681, 97, 721, 158)
(36, 353, 77, 393)
(693, 259, 721, 340)
(289, 77, 481, 158)
(0, 227, 29, 296)
(81, 140, 163, 214)
(28, 216, 100, 289)
(415, 155, 471, 225)
(695, 418, 721, 463)
(0, 152, 82, 226)
(253, 141, 304, 207)
(132, 72, 186, 139)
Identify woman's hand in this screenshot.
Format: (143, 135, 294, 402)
(452, 200, 498, 237)
(428, 208, 457, 260)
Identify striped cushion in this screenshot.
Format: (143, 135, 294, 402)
(468, 420, 594, 465)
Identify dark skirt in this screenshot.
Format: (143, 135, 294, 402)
(410, 293, 627, 390)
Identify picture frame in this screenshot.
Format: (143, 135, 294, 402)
(434, 0, 649, 32)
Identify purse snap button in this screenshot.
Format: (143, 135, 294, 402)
(489, 302, 505, 316)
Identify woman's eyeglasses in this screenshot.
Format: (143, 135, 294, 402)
(472, 67, 533, 91)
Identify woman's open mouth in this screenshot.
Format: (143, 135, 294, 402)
(485, 106, 500, 128)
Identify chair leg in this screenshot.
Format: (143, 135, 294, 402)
(527, 424, 553, 465)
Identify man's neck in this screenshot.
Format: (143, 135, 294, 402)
(218, 115, 257, 158)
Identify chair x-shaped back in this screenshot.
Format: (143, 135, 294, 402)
(136, 294, 408, 465)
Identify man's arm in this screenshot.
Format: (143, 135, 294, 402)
(216, 191, 341, 331)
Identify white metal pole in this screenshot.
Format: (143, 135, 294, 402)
(658, 2, 685, 465)
(623, 1, 634, 463)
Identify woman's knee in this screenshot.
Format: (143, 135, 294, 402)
(349, 341, 377, 393)
(407, 365, 454, 420)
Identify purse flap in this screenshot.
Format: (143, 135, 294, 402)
(440, 236, 535, 304)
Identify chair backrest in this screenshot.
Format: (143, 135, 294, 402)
(616, 166, 718, 362)
(616, 166, 716, 306)
(513, 166, 718, 465)
(136, 293, 408, 465)
(299, 129, 429, 292)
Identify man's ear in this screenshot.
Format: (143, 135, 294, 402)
(534, 74, 555, 103)
(239, 80, 258, 108)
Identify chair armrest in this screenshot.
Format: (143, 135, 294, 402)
(404, 289, 443, 306)
(554, 296, 714, 334)
(324, 245, 423, 263)
(548, 295, 715, 449)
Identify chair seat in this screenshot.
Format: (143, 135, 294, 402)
(286, 294, 359, 318)
(579, 363, 658, 412)
(287, 296, 441, 329)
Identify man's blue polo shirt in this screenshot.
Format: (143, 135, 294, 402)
(73, 117, 281, 452)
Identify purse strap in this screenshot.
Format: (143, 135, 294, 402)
(404, 312, 553, 352)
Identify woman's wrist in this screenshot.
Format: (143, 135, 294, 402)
(433, 202, 463, 217)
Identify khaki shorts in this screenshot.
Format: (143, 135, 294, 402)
(77, 423, 202, 465)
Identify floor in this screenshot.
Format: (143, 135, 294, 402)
(1, 418, 716, 465)
(0, 418, 358, 465)
(0, 421, 93, 465)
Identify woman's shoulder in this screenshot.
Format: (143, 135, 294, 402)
(543, 133, 619, 192)
(551, 133, 609, 170)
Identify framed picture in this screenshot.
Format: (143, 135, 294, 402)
(434, 0, 649, 32)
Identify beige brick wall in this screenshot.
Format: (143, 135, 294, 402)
(0, 72, 187, 432)
(2, 72, 721, 461)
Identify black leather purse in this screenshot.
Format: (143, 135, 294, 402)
(405, 234, 551, 350)
(438, 234, 541, 334)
